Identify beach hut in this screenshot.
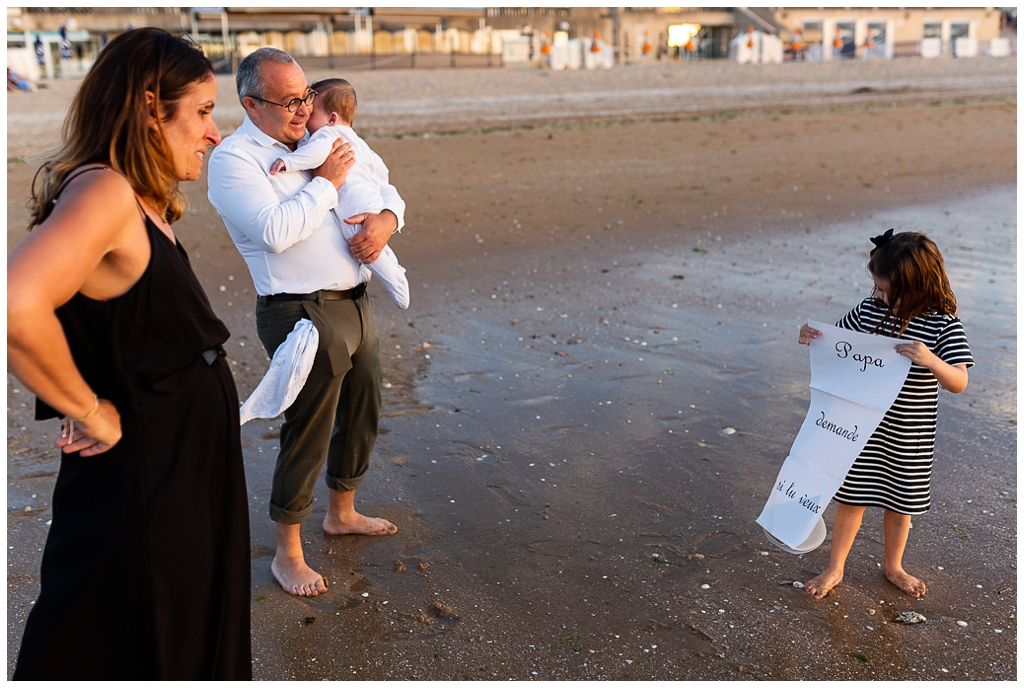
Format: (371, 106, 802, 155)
(731, 27, 761, 64)
(262, 31, 286, 52)
(331, 31, 350, 56)
(307, 28, 328, 57)
(468, 28, 494, 55)
(581, 38, 613, 69)
(417, 29, 433, 54)
(954, 36, 979, 57)
(761, 34, 784, 63)
(235, 31, 259, 58)
(499, 31, 531, 64)
(550, 38, 583, 70)
(395, 28, 418, 54)
(285, 31, 308, 56)
(373, 30, 392, 55)
(988, 37, 1011, 57)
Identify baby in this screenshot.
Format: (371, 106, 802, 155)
(270, 78, 409, 309)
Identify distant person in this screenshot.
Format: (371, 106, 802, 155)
(540, 31, 552, 67)
(59, 23, 72, 63)
(7, 68, 32, 92)
(8, 28, 250, 679)
(34, 34, 44, 68)
(790, 28, 804, 60)
(269, 77, 409, 309)
(832, 27, 845, 59)
(798, 230, 973, 600)
(208, 47, 403, 598)
(862, 28, 876, 58)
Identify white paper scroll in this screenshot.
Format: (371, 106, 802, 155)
(756, 320, 911, 552)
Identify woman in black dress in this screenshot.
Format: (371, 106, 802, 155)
(7, 29, 250, 679)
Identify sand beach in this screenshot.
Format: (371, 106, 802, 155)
(7, 56, 1016, 679)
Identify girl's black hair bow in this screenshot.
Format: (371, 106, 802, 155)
(870, 228, 895, 247)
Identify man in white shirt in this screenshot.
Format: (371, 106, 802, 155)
(208, 48, 403, 597)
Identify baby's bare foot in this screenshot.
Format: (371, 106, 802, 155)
(885, 566, 926, 598)
(271, 554, 328, 597)
(323, 511, 398, 536)
(805, 568, 843, 599)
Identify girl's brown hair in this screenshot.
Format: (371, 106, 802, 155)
(310, 78, 358, 124)
(29, 28, 213, 228)
(867, 231, 958, 335)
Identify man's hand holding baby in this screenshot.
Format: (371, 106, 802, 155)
(346, 210, 398, 264)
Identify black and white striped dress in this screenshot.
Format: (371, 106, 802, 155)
(833, 298, 974, 515)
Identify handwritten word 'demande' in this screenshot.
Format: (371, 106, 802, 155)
(816, 411, 858, 442)
(835, 341, 885, 372)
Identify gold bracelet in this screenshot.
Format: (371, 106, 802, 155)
(75, 394, 99, 422)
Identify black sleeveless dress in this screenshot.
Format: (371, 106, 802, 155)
(13, 196, 252, 679)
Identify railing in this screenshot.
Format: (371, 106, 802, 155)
(892, 40, 922, 58)
(485, 7, 569, 18)
(210, 55, 234, 75)
(978, 38, 1017, 56)
(677, 42, 718, 60)
(626, 7, 728, 13)
(783, 46, 809, 61)
(859, 43, 887, 59)
(294, 51, 503, 72)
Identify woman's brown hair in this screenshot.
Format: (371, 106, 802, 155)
(29, 28, 213, 228)
(867, 231, 958, 335)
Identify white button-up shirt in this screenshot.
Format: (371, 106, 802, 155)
(207, 116, 405, 296)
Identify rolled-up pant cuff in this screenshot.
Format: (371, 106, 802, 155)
(326, 473, 363, 493)
(269, 500, 314, 526)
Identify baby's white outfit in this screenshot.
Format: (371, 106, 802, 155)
(276, 124, 409, 309)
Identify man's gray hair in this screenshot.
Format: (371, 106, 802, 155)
(236, 47, 297, 107)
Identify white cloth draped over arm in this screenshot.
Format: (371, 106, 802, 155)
(239, 319, 319, 425)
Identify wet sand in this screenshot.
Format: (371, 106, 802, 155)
(7, 58, 1016, 679)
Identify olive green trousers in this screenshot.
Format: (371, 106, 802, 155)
(255, 292, 382, 525)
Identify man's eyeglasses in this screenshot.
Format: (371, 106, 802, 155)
(249, 90, 317, 114)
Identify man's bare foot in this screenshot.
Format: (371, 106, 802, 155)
(885, 566, 926, 598)
(271, 554, 328, 597)
(805, 568, 843, 599)
(323, 511, 398, 536)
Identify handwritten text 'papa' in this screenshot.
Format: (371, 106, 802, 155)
(835, 341, 887, 372)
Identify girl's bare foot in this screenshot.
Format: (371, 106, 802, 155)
(271, 554, 328, 597)
(884, 566, 926, 597)
(323, 511, 398, 536)
(805, 568, 843, 599)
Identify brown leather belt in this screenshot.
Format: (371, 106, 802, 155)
(262, 283, 366, 304)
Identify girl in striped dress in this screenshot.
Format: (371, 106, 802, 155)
(798, 230, 973, 599)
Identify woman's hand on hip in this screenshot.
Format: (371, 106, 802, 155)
(59, 399, 122, 456)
